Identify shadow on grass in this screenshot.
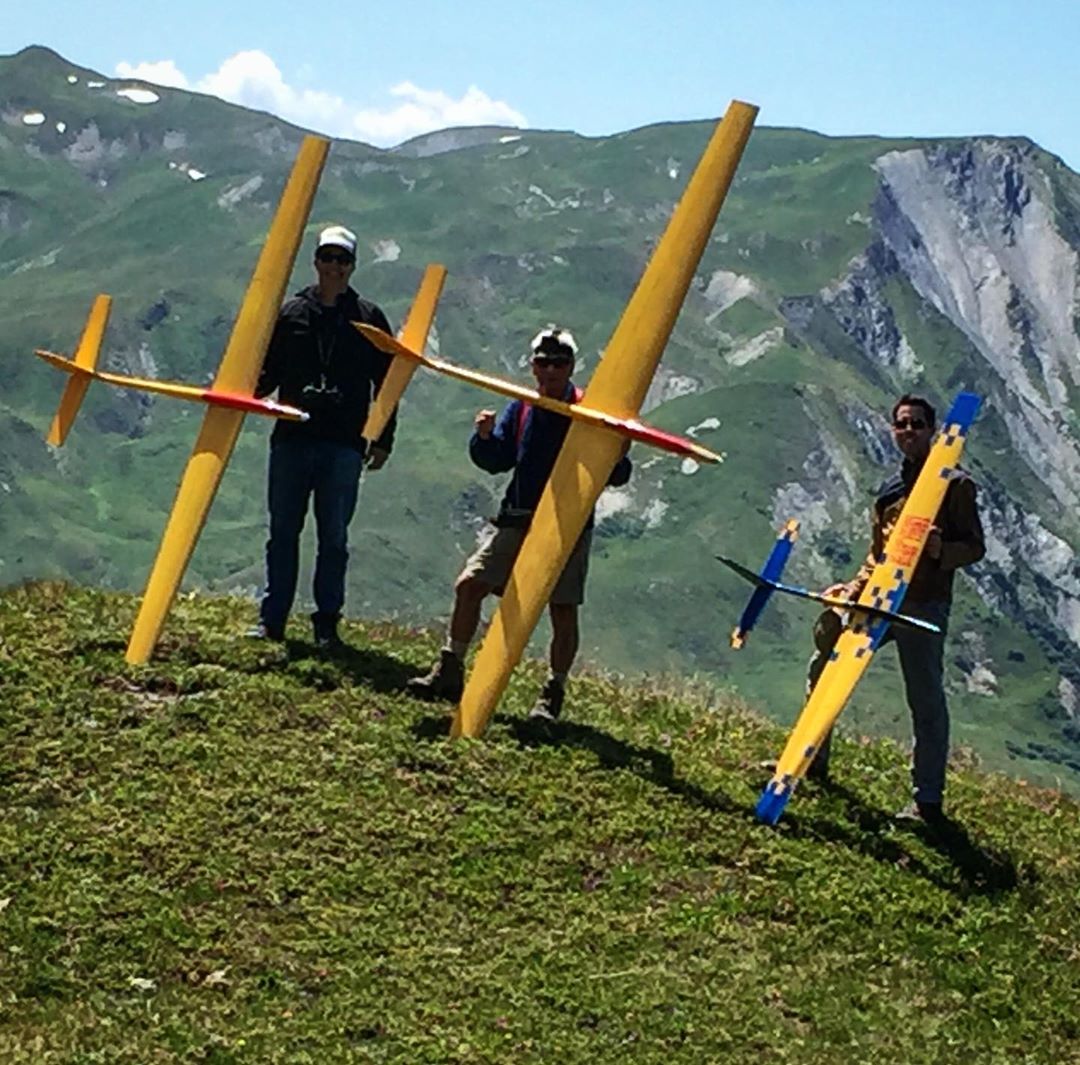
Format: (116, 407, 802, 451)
(306, 641, 419, 694)
(782, 778, 1026, 899)
(410, 710, 1025, 899)
(507, 717, 747, 818)
(76, 633, 418, 695)
(410, 711, 744, 812)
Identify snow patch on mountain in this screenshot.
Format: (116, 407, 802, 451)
(218, 175, 263, 209)
(642, 371, 700, 412)
(13, 247, 61, 273)
(702, 270, 758, 319)
(687, 417, 721, 438)
(595, 488, 633, 522)
(373, 239, 401, 263)
(725, 327, 784, 366)
(116, 87, 159, 105)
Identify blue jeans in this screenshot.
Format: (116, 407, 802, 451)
(807, 600, 951, 803)
(259, 437, 364, 633)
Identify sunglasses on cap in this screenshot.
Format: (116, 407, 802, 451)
(316, 249, 354, 265)
(892, 417, 928, 430)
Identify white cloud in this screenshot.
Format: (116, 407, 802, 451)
(115, 59, 190, 90)
(113, 51, 527, 147)
(350, 81, 527, 144)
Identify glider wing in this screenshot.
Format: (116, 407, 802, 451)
(356, 325, 722, 464)
(35, 349, 309, 421)
(725, 518, 800, 648)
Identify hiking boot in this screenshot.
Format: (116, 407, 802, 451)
(894, 800, 946, 826)
(246, 622, 284, 642)
(529, 679, 565, 721)
(407, 650, 464, 701)
(312, 614, 345, 652)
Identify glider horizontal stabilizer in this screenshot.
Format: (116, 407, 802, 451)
(354, 324, 722, 464)
(35, 349, 309, 421)
(42, 294, 111, 446)
(724, 518, 800, 647)
(755, 391, 982, 824)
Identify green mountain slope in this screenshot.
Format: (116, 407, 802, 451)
(1, 45, 1078, 792)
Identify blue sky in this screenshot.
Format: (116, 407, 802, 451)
(4, 0, 1078, 166)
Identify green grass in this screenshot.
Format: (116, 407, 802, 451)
(2, 581, 1080, 1062)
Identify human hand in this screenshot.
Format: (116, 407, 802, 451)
(475, 410, 497, 439)
(821, 582, 855, 602)
(366, 445, 390, 471)
(925, 526, 943, 560)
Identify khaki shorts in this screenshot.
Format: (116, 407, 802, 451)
(458, 523, 592, 606)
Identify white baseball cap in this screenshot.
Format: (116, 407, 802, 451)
(316, 225, 357, 257)
(530, 325, 578, 360)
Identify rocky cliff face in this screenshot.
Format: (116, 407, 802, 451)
(780, 139, 1080, 731)
(874, 142, 1080, 512)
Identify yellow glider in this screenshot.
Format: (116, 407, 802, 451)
(755, 392, 982, 825)
(354, 324, 723, 465)
(451, 99, 759, 738)
(125, 134, 331, 664)
(124, 188, 448, 660)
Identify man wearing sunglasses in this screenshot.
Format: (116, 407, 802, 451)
(250, 225, 396, 650)
(805, 394, 985, 824)
(408, 325, 632, 721)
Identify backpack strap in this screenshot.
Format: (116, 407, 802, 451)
(515, 386, 583, 448)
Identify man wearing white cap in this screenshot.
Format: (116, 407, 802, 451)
(251, 224, 395, 649)
(408, 325, 632, 720)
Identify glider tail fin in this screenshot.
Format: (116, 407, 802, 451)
(362, 263, 447, 444)
(43, 294, 112, 446)
(723, 518, 800, 648)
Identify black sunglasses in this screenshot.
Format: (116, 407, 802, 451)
(317, 249, 354, 265)
(532, 355, 572, 368)
(893, 418, 928, 430)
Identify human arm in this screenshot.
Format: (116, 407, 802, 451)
(468, 402, 519, 473)
(606, 440, 632, 487)
(824, 501, 885, 600)
(254, 314, 288, 399)
(934, 476, 985, 570)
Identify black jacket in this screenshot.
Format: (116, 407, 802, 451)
(256, 285, 396, 453)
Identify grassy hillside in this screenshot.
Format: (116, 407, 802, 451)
(2, 582, 1079, 1063)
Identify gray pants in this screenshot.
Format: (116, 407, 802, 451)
(807, 600, 950, 803)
